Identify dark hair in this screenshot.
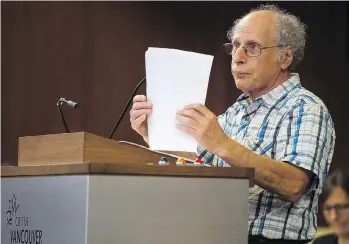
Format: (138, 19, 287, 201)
(321, 169, 349, 202)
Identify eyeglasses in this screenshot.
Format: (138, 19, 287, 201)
(323, 203, 349, 213)
(223, 42, 285, 57)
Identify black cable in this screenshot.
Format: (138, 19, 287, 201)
(108, 77, 146, 139)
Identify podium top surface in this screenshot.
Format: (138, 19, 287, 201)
(1, 163, 254, 185)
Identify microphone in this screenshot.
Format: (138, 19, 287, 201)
(57, 97, 79, 109)
(108, 77, 146, 139)
(57, 97, 80, 133)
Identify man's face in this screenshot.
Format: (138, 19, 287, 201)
(231, 11, 285, 99)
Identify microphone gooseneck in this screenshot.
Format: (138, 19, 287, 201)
(57, 97, 80, 133)
(108, 77, 146, 139)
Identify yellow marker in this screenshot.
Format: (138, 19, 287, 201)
(176, 157, 186, 165)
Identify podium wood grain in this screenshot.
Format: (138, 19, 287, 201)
(18, 132, 179, 166)
(1, 163, 254, 186)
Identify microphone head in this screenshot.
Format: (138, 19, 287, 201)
(66, 100, 79, 109)
(57, 97, 79, 109)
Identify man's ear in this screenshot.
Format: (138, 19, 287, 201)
(281, 48, 293, 70)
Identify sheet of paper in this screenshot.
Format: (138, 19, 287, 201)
(145, 47, 214, 152)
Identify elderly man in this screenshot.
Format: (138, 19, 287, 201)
(129, 4, 336, 244)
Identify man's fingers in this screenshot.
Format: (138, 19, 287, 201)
(131, 114, 147, 131)
(183, 104, 210, 117)
(132, 101, 152, 111)
(130, 109, 152, 121)
(176, 123, 196, 137)
(133, 95, 147, 103)
(176, 114, 199, 128)
(176, 109, 202, 124)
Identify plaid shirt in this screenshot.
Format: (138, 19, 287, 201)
(196, 73, 336, 241)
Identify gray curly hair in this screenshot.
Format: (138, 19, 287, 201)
(227, 4, 307, 71)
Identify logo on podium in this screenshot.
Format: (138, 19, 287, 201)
(4, 194, 44, 244)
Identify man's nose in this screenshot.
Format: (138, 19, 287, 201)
(232, 46, 247, 64)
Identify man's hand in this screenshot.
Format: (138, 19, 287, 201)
(129, 95, 152, 143)
(176, 104, 312, 203)
(176, 104, 230, 155)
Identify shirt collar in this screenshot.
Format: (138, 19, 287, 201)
(236, 73, 302, 108)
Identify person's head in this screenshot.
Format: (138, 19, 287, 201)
(321, 169, 349, 238)
(225, 4, 307, 100)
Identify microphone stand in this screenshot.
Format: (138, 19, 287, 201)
(57, 97, 79, 133)
(108, 77, 146, 139)
(57, 99, 70, 133)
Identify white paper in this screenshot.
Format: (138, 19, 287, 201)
(145, 47, 213, 152)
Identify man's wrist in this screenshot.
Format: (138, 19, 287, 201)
(215, 138, 251, 168)
(214, 138, 236, 165)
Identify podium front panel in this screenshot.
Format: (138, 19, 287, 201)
(1, 163, 251, 244)
(87, 175, 248, 244)
(1, 176, 89, 244)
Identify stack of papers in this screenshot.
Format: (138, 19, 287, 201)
(145, 47, 214, 152)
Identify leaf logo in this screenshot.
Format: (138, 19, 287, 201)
(6, 195, 20, 227)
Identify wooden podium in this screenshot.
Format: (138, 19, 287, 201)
(1, 132, 254, 244)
